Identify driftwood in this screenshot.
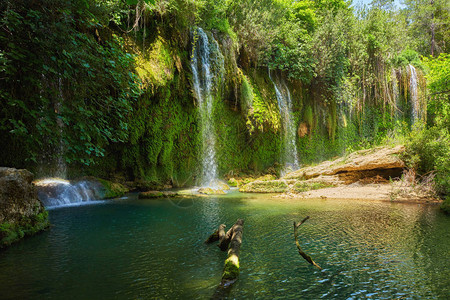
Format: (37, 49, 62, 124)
(207, 219, 245, 299)
(205, 224, 226, 244)
(294, 216, 322, 270)
(218, 219, 242, 251)
(222, 219, 244, 281)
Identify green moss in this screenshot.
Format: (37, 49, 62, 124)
(227, 178, 238, 187)
(96, 178, 129, 199)
(222, 257, 240, 280)
(292, 182, 334, 193)
(240, 180, 289, 193)
(304, 105, 313, 128)
(134, 36, 175, 89)
(1, 210, 50, 248)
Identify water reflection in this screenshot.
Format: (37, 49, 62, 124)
(0, 196, 448, 299)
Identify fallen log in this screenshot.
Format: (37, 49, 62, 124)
(294, 216, 322, 270)
(222, 219, 244, 281)
(205, 224, 226, 244)
(207, 219, 245, 299)
(218, 219, 243, 251)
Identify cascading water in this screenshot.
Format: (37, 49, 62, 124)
(408, 64, 420, 125)
(190, 28, 224, 187)
(34, 178, 101, 208)
(269, 70, 299, 173)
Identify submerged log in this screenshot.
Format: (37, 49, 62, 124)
(294, 216, 322, 270)
(207, 219, 245, 299)
(205, 224, 226, 244)
(222, 219, 244, 281)
(218, 219, 243, 251)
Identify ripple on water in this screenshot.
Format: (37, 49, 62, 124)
(0, 196, 448, 299)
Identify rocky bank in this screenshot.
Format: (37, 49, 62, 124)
(0, 167, 49, 248)
(240, 146, 439, 203)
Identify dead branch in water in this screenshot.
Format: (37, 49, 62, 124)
(294, 216, 322, 270)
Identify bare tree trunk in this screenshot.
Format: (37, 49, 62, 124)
(208, 219, 245, 299)
(222, 219, 244, 281)
(218, 220, 242, 251)
(205, 224, 226, 244)
(294, 216, 322, 270)
(431, 0, 436, 56)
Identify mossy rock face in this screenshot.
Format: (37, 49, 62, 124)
(227, 178, 238, 187)
(95, 178, 129, 199)
(292, 182, 335, 193)
(198, 188, 226, 195)
(138, 191, 178, 199)
(0, 167, 50, 248)
(239, 180, 289, 193)
(0, 210, 50, 248)
(255, 174, 277, 181)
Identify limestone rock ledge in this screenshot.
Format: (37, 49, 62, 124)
(0, 167, 49, 248)
(240, 146, 405, 193)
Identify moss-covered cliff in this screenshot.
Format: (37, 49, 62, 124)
(0, 0, 431, 189)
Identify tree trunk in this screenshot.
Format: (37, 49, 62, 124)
(431, 0, 436, 56)
(294, 216, 322, 270)
(205, 224, 226, 244)
(218, 219, 242, 251)
(222, 219, 244, 281)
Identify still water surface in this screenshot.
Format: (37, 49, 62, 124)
(0, 192, 449, 299)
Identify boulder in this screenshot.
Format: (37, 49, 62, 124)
(198, 188, 226, 195)
(0, 167, 49, 248)
(227, 178, 238, 187)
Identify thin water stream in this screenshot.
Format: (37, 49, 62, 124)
(269, 71, 299, 173)
(0, 193, 448, 299)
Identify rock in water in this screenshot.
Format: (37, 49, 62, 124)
(198, 187, 226, 195)
(0, 167, 49, 248)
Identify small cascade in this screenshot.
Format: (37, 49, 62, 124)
(269, 70, 299, 173)
(190, 27, 224, 186)
(34, 178, 101, 208)
(408, 64, 420, 125)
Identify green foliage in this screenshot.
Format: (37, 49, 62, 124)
(441, 196, 450, 214)
(0, 0, 140, 167)
(403, 125, 450, 195)
(423, 53, 450, 129)
(393, 49, 422, 68)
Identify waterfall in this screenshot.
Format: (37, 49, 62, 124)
(269, 70, 299, 174)
(34, 178, 101, 208)
(190, 28, 224, 187)
(408, 64, 420, 125)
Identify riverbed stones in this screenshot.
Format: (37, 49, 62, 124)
(0, 167, 49, 248)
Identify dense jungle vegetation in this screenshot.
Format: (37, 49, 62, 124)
(0, 0, 449, 203)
